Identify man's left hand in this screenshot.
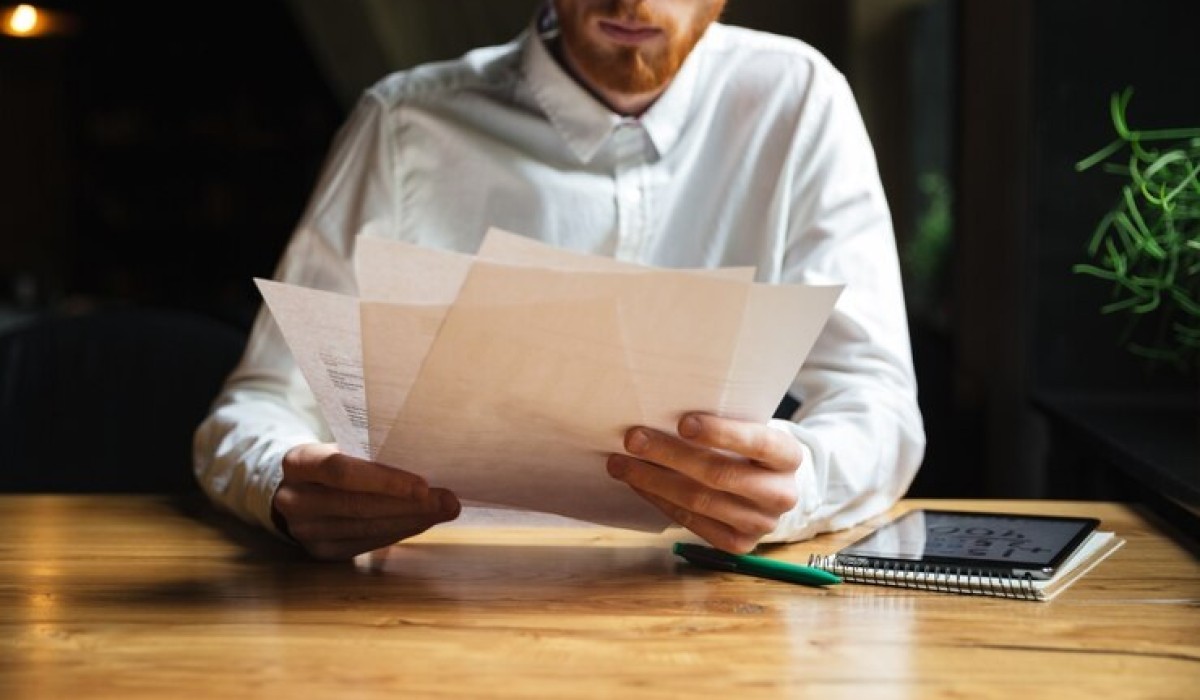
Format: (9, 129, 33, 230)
(607, 413, 803, 554)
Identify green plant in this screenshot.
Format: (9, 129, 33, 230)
(1073, 87, 1200, 373)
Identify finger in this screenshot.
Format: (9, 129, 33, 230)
(283, 444, 431, 499)
(677, 414, 803, 472)
(632, 487, 761, 554)
(623, 428, 798, 511)
(275, 483, 458, 521)
(608, 455, 778, 537)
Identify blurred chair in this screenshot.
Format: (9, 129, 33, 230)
(0, 307, 246, 493)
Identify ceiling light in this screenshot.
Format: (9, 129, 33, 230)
(1, 4, 79, 38)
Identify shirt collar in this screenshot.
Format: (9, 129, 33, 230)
(638, 31, 704, 160)
(520, 9, 710, 164)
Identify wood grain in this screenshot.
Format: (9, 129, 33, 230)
(1, 496, 1196, 699)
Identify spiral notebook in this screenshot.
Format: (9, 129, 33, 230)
(807, 509, 1125, 601)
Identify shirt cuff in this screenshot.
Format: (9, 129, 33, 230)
(247, 448, 289, 539)
(757, 419, 823, 544)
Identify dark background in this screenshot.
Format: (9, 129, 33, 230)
(1, 0, 1196, 513)
(0, 1, 341, 329)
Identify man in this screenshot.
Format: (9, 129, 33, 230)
(194, 0, 926, 560)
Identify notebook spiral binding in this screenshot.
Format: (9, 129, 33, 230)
(806, 554, 1038, 600)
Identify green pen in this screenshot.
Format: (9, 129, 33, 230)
(673, 542, 842, 587)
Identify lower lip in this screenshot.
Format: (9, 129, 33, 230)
(597, 20, 662, 46)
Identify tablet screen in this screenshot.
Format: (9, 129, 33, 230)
(837, 510, 1099, 576)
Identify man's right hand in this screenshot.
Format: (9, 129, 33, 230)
(272, 443, 461, 560)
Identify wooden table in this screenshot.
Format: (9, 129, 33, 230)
(2, 496, 1197, 699)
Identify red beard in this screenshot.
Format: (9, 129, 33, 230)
(557, 0, 724, 95)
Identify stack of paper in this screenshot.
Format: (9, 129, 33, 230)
(257, 228, 841, 530)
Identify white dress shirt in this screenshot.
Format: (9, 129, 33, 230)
(193, 17, 926, 542)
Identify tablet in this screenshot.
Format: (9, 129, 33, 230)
(835, 509, 1100, 580)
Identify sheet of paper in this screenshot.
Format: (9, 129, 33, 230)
(378, 261, 748, 439)
(260, 229, 842, 531)
(354, 237, 474, 455)
(720, 283, 843, 421)
(376, 295, 667, 530)
(356, 229, 755, 526)
(373, 260, 834, 530)
(358, 302, 449, 457)
(255, 279, 370, 458)
(357, 229, 759, 464)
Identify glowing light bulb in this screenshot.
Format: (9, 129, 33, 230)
(9, 4, 39, 35)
